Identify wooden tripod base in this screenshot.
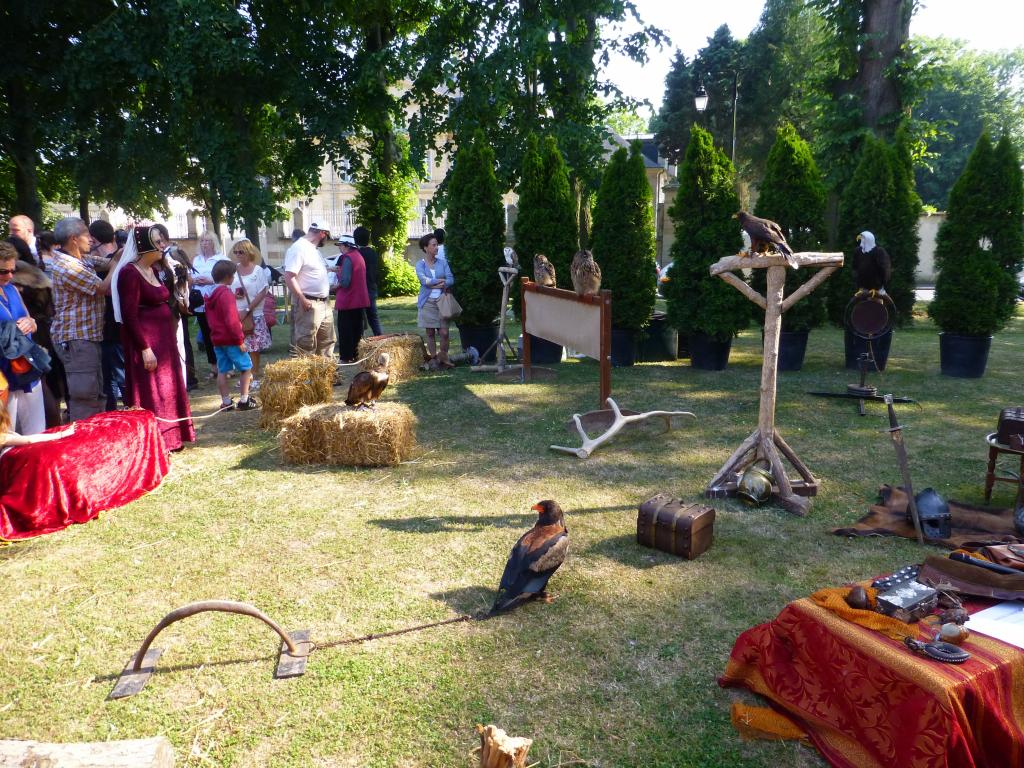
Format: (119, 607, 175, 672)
(704, 428, 818, 516)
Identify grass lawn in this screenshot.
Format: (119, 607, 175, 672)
(2, 297, 1022, 767)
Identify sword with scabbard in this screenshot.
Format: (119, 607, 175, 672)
(884, 393, 925, 545)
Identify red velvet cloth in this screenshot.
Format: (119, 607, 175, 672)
(0, 410, 169, 541)
(720, 598, 1024, 768)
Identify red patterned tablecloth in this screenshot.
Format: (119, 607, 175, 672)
(1, 409, 169, 541)
(720, 598, 1024, 768)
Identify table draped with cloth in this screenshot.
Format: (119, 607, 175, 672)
(719, 588, 1024, 768)
(1, 409, 168, 541)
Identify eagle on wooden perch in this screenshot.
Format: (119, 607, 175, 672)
(853, 231, 891, 293)
(345, 353, 390, 408)
(533, 254, 556, 287)
(491, 501, 568, 614)
(570, 249, 602, 296)
(735, 211, 798, 269)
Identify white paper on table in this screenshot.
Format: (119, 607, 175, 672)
(966, 602, 1024, 649)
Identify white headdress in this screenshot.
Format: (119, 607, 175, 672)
(110, 226, 138, 323)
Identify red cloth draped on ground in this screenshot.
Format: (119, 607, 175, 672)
(719, 598, 1024, 768)
(118, 264, 195, 451)
(0, 410, 168, 541)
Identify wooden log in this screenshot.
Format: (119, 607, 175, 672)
(476, 725, 532, 768)
(709, 251, 844, 275)
(0, 737, 174, 767)
(756, 266, 786, 441)
(718, 272, 766, 309)
(780, 265, 839, 313)
(773, 430, 816, 484)
(707, 429, 760, 490)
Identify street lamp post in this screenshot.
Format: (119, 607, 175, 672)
(694, 82, 709, 115)
(695, 76, 740, 166)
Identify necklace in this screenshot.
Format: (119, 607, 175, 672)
(133, 262, 162, 287)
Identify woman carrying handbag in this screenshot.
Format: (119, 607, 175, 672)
(415, 232, 456, 368)
(230, 239, 271, 387)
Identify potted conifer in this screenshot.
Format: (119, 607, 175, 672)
(513, 134, 578, 363)
(591, 142, 658, 367)
(928, 133, 1023, 377)
(448, 130, 507, 361)
(663, 125, 748, 370)
(751, 123, 827, 371)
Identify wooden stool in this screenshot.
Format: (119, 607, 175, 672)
(984, 432, 1024, 503)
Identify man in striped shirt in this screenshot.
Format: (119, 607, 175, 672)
(50, 218, 120, 421)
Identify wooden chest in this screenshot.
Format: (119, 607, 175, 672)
(636, 495, 715, 560)
(997, 408, 1024, 446)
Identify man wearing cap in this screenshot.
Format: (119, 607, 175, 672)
(333, 234, 370, 363)
(283, 224, 335, 356)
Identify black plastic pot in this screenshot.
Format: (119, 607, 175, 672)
(939, 332, 992, 378)
(778, 330, 810, 372)
(637, 312, 678, 362)
(610, 328, 638, 367)
(844, 328, 892, 372)
(525, 333, 563, 364)
(677, 333, 690, 360)
(689, 332, 732, 371)
(456, 324, 498, 363)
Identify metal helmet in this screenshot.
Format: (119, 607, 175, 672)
(914, 487, 952, 540)
(737, 462, 773, 506)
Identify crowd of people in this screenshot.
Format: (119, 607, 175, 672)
(3, 213, 455, 453)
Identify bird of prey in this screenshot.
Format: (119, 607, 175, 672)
(504, 247, 519, 268)
(853, 231, 892, 293)
(345, 353, 390, 408)
(570, 249, 602, 296)
(533, 254, 556, 287)
(735, 211, 797, 269)
(491, 500, 569, 614)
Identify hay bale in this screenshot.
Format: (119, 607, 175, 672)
(357, 334, 425, 385)
(258, 355, 337, 429)
(280, 402, 417, 466)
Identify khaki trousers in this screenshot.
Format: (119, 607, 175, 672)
(291, 299, 335, 357)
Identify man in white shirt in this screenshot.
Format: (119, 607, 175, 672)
(8, 215, 38, 258)
(283, 223, 335, 357)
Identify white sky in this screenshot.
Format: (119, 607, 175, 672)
(604, 0, 1020, 118)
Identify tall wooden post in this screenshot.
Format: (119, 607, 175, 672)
(705, 251, 844, 515)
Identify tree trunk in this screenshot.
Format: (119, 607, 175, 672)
(208, 183, 223, 236)
(857, 0, 912, 133)
(5, 79, 43, 227)
(79, 188, 90, 221)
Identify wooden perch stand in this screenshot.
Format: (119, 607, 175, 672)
(476, 724, 533, 768)
(550, 397, 695, 459)
(705, 251, 844, 515)
(0, 737, 174, 767)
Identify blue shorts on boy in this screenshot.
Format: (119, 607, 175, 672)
(214, 345, 253, 374)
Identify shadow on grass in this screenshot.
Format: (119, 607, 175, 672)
(583, 533, 684, 570)
(429, 584, 495, 615)
(370, 513, 534, 533)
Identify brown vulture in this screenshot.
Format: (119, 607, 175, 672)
(570, 249, 602, 296)
(735, 211, 797, 269)
(533, 254, 556, 287)
(491, 500, 568, 614)
(853, 231, 891, 292)
(345, 353, 390, 408)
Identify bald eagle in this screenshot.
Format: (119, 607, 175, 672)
(853, 231, 891, 292)
(736, 211, 797, 269)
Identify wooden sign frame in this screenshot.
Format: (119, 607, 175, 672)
(520, 278, 612, 409)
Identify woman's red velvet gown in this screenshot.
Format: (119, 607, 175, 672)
(117, 265, 195, 451)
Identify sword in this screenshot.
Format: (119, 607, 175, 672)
(884, 394, 924, 545)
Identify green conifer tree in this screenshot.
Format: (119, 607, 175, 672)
(590, 142, 657, 331)
(663, 125, 747, 341)
(447, 130, 506, 326)
(929, 133, 1022, 335)
(752, 123, 827, 332)
(514, 134, 578, 294)
(886, 124, 922, 324)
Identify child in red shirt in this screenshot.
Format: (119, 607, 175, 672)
(205, 261, 258, 410)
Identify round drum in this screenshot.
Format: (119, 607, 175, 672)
(845, 292, 896, 340)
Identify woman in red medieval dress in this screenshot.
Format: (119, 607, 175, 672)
(112, 226, 195, 451)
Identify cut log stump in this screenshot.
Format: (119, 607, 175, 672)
(476, 724, 532, 768)
(0, 737, 174, 767)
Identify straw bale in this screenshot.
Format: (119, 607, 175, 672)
(280, 402, 417, 466)
(258, 355, 337, 429)
(357, 334, 425, 385)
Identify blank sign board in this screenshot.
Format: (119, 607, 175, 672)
(524, 291, 602, 359)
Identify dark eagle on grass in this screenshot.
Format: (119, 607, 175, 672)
(735, 211, 798, 269)
(491, 501, 568, 614)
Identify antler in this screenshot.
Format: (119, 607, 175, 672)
(550, 398, 695, 459)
